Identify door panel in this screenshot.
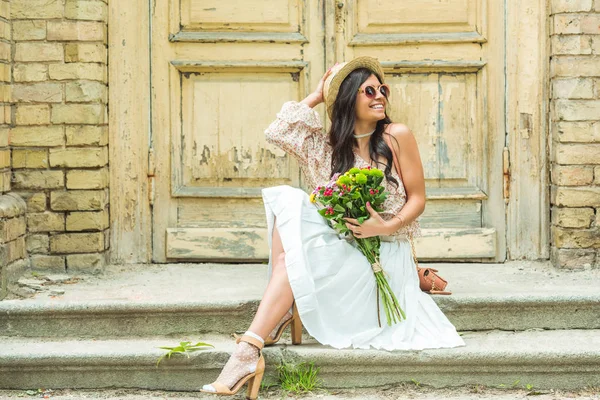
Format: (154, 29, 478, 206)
(335, 0, 505, 260)
(152, 0, 505, 262)
(151, 0, 324, 262)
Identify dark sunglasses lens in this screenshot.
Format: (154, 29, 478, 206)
(365, 86, 376, 98)
(381, 85, 389, 98)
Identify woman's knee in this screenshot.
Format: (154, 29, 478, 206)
(272, 252, 286, 272)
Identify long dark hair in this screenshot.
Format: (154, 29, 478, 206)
(328, 68, 399, 189)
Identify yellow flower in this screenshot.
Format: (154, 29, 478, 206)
(309, 193, 316, 203)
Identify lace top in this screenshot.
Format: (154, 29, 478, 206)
(264, 101, 422, 239)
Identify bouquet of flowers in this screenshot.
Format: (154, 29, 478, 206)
(309, 167, 406, 327)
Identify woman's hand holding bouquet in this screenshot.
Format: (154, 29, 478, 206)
(310, 167, 406, 327)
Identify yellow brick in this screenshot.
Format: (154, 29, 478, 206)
(50, 232, 104, 253)
(0, 105, 9, 125)
(0, 170, 9, 192)
(51, 104, 106, 124)
(0, 216, 26, 243)
(66, 168, 108, 189)
(0, 83, 10, 102)
(10, 126, 64, 147)
(0, 1, 8, 19)
(49, 147, 108, 168)
(66, 81, 107, 103)
(15, 43, 63, 62)
(66, 126, 107, 146)
(66, 209, 108, 231)
(14, 64, 48, 83)
(27, 234, 50, 254)
(26, 192, 47, 212)
(0, 63, 11, 83)
(552, 56, 600, 77)
(554, 143, 600, 164)
(554, 121, 600, 142)
(0, 20, 11, 41)
(27, 212, 65, 232)
(12, 0, 63, 19)
(553, 227, 600, 248)
(0, 237, 26, 265)
(0, 128, 8, 147)
(13, 83, 63, 103)
(49, 63, 106, 81)
(50, 189, 107, 211)
(30, 254, 65, 271)
(13, 20, 46, 41)
(551, 165, 594, 185)
(553, 207, 595, 228)
(12, 149, 48, 169)
(66, 253, 105, 273)
(65, 43, 106, 63)
(47, 21, 106, 42)
(65, 0, 107, 21)
(0, 42, 10, 62)
(0, 149, 9, 168)
(12, 170, 64, 190)
(16, 105, 51, 126)
(3, 105, 9, 125)
(553, 187, 600, 207)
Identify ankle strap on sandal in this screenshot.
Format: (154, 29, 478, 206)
(236, 334, 265, 350)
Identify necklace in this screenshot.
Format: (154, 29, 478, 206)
(353, 129, 375, 139)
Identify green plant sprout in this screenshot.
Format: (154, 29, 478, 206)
(155, 341, 213, 367)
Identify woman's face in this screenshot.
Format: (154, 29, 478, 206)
(355, 74, 387, 122)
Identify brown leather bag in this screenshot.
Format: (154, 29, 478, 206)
(383, 131, 452, 295)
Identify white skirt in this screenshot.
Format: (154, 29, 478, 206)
(262, 185, 466, 351)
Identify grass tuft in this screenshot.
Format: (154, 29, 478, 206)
(276, 361, 322, 394)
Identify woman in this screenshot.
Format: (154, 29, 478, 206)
(201, 56, 465, 399)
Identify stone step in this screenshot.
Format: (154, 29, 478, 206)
(1, 262, 599, 338)
(0, 329, 599, 391)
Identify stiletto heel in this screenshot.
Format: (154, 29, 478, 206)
(232, 301, 303, 346)
(200, 335, 265, 398)
(246, 364, 264, 400)
(290, 302, 303, 345)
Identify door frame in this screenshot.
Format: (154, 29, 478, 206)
(108, 0, 550, 263)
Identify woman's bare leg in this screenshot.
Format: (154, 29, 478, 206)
(248, 220, 294, 339)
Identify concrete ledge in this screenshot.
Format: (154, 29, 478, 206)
(1, 262, 599, 336)
(0, 329, 599, 390)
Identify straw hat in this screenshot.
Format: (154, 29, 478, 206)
(323, 56, 386, 120)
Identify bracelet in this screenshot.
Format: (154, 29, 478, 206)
(393, 213, 407, 226)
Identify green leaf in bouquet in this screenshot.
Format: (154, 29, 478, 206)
(346, 202, 353, 209)
(357, 216, 367, 224)
(334, 204, 345, 212)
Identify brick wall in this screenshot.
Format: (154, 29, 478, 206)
(0, 0, 28, 301)
(11, 0, 108, 274)
(550, 0, 600, 268)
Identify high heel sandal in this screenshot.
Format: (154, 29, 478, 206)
(200, 334, 265, 400)
(234, 302, 303, 346)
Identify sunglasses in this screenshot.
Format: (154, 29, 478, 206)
(357, 84, 390, 99)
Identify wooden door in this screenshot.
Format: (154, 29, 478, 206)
(151, 0, 505, 262)
(151, 0, 325, 262)
(327, 0, 506, 261)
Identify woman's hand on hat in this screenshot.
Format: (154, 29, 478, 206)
(311, 64, 338, 104)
